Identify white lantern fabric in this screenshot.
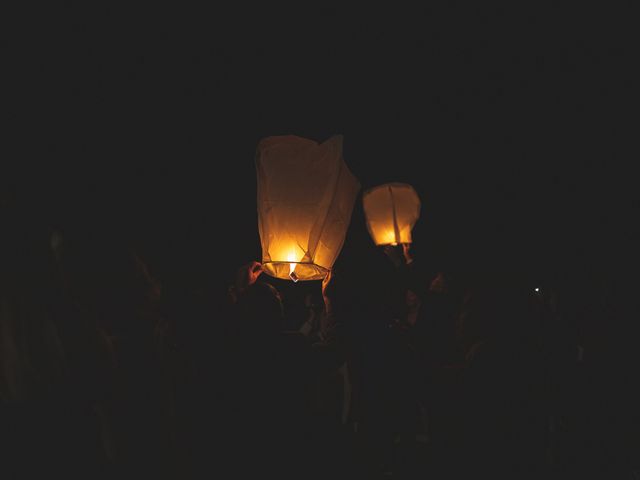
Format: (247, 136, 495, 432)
(256, 135, 360, 281)
(362, 183, 421, 246)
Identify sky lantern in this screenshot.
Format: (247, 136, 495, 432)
(362, 183, 421, 246)
(256, 135, 360, 281)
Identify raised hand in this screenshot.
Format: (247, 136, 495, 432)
(235, 261, 263, 294)
(402, 243, 413, 265)
(322, 269, 333, 314)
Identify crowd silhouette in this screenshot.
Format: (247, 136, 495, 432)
(1, 195, 639, 479)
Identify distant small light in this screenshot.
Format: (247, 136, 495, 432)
(534, 287, 540, 293)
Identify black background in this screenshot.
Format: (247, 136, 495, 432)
(4, 4, 637, 294)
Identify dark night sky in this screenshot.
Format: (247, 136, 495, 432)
(4, 5, 637, 291)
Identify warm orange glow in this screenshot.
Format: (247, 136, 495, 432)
(363, 183, 421, 247)
(256, 135, 360, 281)
(381, 230, 399, 246)
(287, 251, 298, 281)
(287, 253, 296, 273)
(263, 241, 316, 281)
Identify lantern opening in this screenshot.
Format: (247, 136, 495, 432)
(262, 261, 330, 282)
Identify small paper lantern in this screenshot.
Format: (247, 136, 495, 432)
(256, 135, 360, 281)
(362, 183, 421, 246)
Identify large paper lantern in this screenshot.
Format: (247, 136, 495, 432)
(256, 135, 360, 281)
(362, 183, 421, 246)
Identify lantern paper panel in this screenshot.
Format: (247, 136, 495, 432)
(362, 183, 421, 246)
(256, 135, 360, 281)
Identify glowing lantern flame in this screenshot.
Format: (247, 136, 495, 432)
(382, 230, 399, 246)
(287, 251, 298, 281)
